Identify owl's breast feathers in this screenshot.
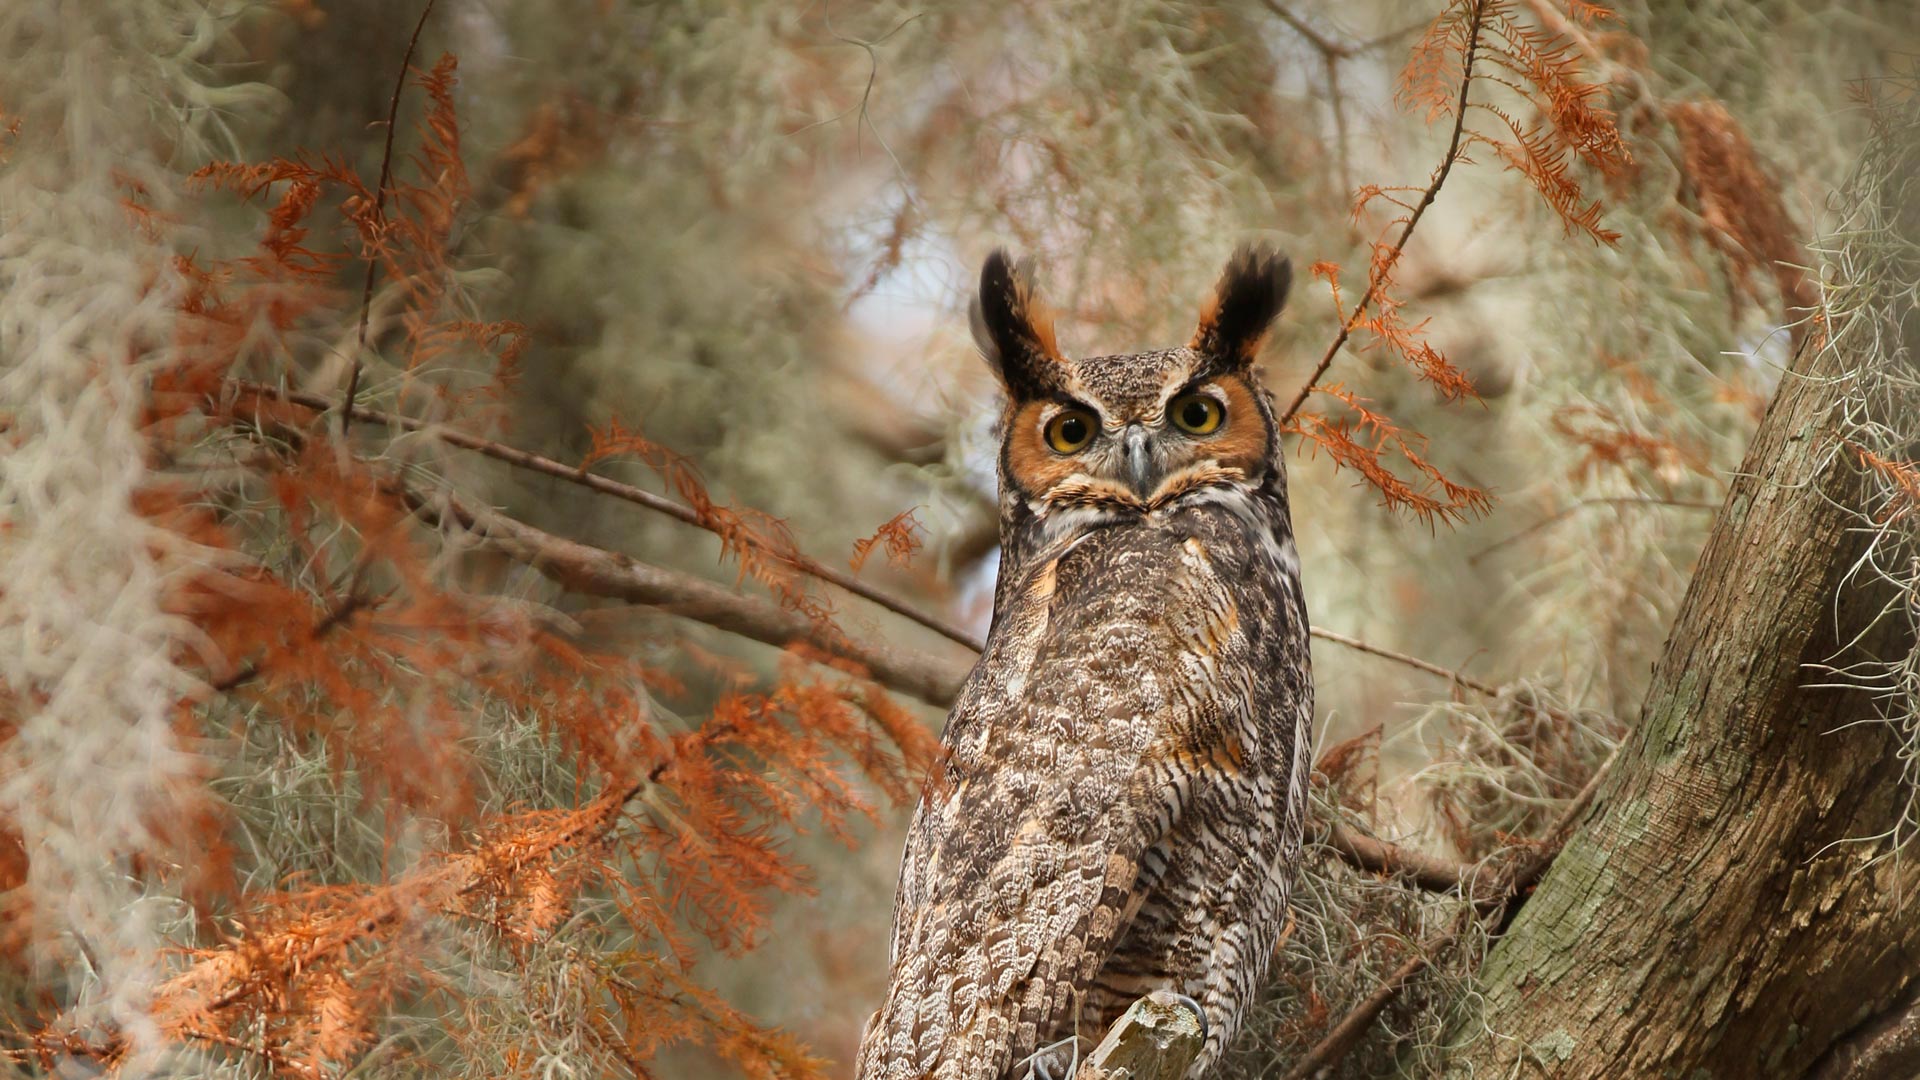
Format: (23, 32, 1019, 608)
(858, 499, 1309, 1080)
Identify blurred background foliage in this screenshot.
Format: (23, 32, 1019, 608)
(4, 0, 1918, 1075)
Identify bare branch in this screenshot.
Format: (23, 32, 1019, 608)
(1309, 625, 1501, 698)
(1325, 50, 1353, 197)
(406, 486, 972, 708)
(1260, 0, 1356, 58)
(1325, 821, 1476, 896)
(1469, 496, 1721, 565)
(1258, 2, 1357, 196)
(1280, 924, 1456, 1080)
(236, 385, 1538, 723)
(231, 380, 987, 652)
(341, 0, 437, 439)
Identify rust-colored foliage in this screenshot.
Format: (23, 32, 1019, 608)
(494, 91, 614, 218)
(846, 200, 919, 306)
(1288, 0, 1632, 527)
(188, 55, 523, 422)
(7, 49, 932, 1080)
(582, 417, 841, 630)
(850, 508, 924, 573)
(1290, 257, 1490, 524)
(1295, 383, 1494, 527)
(1551, 403, 1707, 488)
(1856, 446, 1920, 525)
(1400, 0, 1630, 244)
(1664, 99, 1814, 328)
(1315, 724, 1383, 820)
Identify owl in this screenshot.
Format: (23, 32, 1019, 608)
(855, 246, 1313, 1080)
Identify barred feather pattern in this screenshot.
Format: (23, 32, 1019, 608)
(857, 263, 1313, 1080)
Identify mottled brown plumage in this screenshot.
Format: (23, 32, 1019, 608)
(857, 247, 1311, 1080)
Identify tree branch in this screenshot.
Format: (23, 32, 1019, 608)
(231, 380, 987, 652)
(1325, 821, 1476, 896)
(1308, 625, 1501, 698)
(1468, 496, 1720, 565)
(403, 485, 971, 708)
(234, 385, 1534, 721)
(1259, 0, 1356, 58)
(341, 0, 437, 439)
(1278, 0, 1489, 424)
(1280, 924, 1456, 1080)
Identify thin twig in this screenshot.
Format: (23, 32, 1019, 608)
(1280, 924, 1457, 1080)
(1308, 625, 1501, 698)
(243, 384, 1562, 690)
(242, 384, 1541, 716)
(210, 589, 382, 693)
(340, 0, 437, 440)
(1325, 51, 1353, 198)
(232, 380, 986, 652)
(1260, 0, 1354, 195)
(1467, 496, 1720, 565)
(1278, 0, 1489, 424)
(1356, 16, 1440, 53)
(1260, 0, 1355, 58)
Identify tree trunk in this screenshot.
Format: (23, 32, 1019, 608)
(1439, 109, 1920, 1078)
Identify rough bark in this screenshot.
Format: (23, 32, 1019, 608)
(1438, 128, 1920, 1077)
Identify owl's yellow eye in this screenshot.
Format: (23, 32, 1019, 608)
(1044, 408, 1098, 454)
(1169, 393, 1224, 435)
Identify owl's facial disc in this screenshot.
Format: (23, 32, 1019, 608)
(980, 243, 1292, 524)
(1015, 378, 1251, 507)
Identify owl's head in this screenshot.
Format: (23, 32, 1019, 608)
(973, 245, 1293, 525)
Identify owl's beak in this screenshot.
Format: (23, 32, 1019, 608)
(1122, 424, 1158, 499)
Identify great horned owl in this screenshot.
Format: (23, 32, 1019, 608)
(855, 247, 1313, 1080)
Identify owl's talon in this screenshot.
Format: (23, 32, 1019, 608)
(1022, 1034, 1084, 1080)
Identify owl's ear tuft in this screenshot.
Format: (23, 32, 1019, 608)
(1190, 244, 1292, 368)
(971, 249, 1067, 398)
